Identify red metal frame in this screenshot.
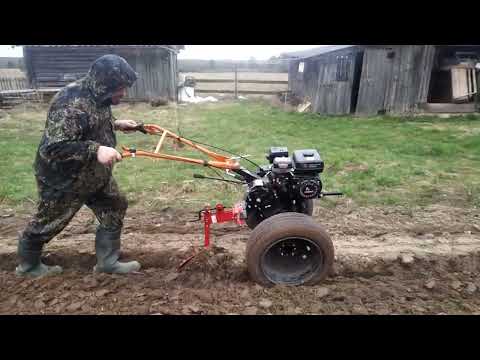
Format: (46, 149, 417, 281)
(200, 203, 245, 248)
(177, 203, 245, 270)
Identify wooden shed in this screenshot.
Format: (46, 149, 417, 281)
(23, 45, 184, 102)
(283, 45, 480, 115)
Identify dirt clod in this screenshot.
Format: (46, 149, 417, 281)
(399, 254, 414, 265)
(315, 287, 330, 298)
(465, 283, 477, 294)
(243, 307, 258, 315)
(34, 300, 46, 310)
(240, 288, 250, 298)
(451, 281, 462, 290)
(164, 272, 179, 282)
(95, 289, 110, 297)
(186, 305, 201, 314)
(259, 299, 273, 309)
(193, 289, 213, 302)
(66, 302, 84, 312)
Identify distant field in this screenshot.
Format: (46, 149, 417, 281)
(0, 69, 25, 79)
(184, 72, 288, 81)
(183, 72, 288, 94)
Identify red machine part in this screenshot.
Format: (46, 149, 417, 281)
(177, 203, 245, 270)
(202, 203, 245, 248)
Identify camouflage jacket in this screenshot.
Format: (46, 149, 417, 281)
(34, 55, 137, 196)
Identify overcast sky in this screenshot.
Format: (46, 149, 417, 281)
(177, 45, 323, 60)
(0, 45, 323, 60)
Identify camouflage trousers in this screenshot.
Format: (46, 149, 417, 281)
(19, 176, 128, 252)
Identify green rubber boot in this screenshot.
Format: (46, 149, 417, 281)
(15, 240, 63, 277)
(93, 228, 141, 274)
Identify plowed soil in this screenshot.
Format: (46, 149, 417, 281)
(1, 201, 480, 315)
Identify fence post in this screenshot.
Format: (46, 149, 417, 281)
(234, 64, 238, 99)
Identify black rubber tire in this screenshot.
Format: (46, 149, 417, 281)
(245, 199, 314, 230)
(246, 212, 334, 287)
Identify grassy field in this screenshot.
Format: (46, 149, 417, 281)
(1, 100, 479, 212)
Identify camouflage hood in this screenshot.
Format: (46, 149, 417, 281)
(84, 54, 137, 105)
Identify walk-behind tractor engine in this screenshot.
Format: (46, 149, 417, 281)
(122, 123, 343, 287)
(242, 147, 341, 229)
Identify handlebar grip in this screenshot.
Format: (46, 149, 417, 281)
(134, 123, 148, 134)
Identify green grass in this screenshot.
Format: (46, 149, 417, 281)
(1, 100, 480, 211)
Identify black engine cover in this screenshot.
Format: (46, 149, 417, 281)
(267, 147, 289, 163)
(292, 149, 324, 174)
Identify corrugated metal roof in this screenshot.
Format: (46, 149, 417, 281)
(24, 45, 185, 52)
(281, 45, 357, 59)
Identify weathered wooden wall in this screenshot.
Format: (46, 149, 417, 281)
(23, 46, 178, 101)
(289, 45, 437, 115)
(355, 47, 392, 114)
(288, 60, 312, 100)
(288, 48, 360, 115)
(312, 51, 360, 114)
(120, 48, 175, 101)
(356, 45, 436, 115)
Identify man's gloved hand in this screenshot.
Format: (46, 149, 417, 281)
(114, 119, 139, 133)
(97, 146, 122, 166)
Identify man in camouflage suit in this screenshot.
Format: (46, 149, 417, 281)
(16, 54, 142, 277)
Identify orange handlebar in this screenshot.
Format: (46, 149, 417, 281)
(120, 124, 241, 171)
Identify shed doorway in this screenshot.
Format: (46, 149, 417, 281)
(350, 51, 364, 113)
(425, 46, 480, 113)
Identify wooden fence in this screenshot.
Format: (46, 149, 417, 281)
(0, 77, 28, 91)
(192, 67, 289, 97)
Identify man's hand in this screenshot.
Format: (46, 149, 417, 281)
(114, 119, 138, 133)
(97, 146, 122, 166)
